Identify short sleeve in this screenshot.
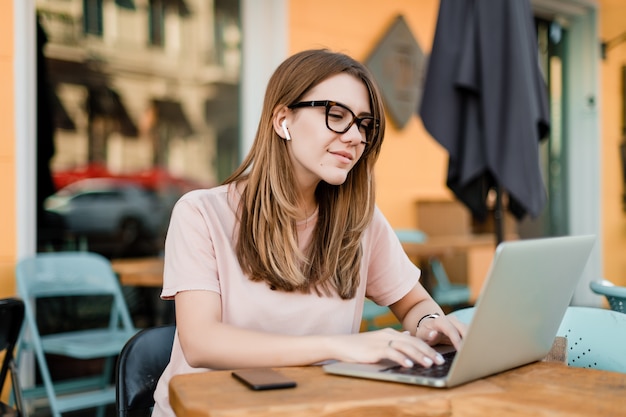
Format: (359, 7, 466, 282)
(362, 207, 421, 306)
(161, 192, 221, 299)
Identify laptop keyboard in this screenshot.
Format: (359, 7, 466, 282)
(380, 350, 457, 378)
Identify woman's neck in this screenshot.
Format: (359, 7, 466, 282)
(298, 198, 317, 222)
(296, 181, 319, 221)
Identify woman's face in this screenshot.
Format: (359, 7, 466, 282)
(281, 73, 373, 190)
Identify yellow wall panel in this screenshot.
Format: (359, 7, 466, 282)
(0, 0, 16, 297)
(600, 0, 626, 288)
(0, 262, 16, 298)
(0, 61, 15, 158)
(0, 160, 16, 259)
(0, 1, 12, 59)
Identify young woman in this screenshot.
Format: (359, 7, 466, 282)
(152, 49, 466, 417)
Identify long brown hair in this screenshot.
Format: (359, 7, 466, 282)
(224, 49, 386, 299)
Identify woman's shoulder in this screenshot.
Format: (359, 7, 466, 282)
(362, 206, 395, 243)
(368, 205, 389, 228)
(174, 183, 238, 213)
(178, 183, 229, 200)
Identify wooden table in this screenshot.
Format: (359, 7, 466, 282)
(169, 351, 625, 417)
(111, 257, 173, 326)
(111, 257, 164, 287)
(400, 234, 497, 259)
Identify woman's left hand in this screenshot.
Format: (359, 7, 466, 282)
(414, 314, 467, 351)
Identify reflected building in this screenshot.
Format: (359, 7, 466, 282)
(36, 0, 241, 187)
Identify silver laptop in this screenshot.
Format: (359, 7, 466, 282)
(323, 235, 596, 388)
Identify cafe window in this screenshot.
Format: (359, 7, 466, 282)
(149, 0, 166, 47)
(36, 0, 241, 260)
(83, 0, 103, 36)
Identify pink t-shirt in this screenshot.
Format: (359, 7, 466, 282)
(152, 184, 420, 417)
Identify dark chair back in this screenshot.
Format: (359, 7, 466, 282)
(0, 298, 25, 417)
(115, 325, 176, 417)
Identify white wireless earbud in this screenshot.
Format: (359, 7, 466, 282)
(281, 120, 291, 140)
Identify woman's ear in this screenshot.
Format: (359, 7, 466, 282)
(272, 107, 290, 140)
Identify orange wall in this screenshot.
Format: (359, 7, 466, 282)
(289, 0, 452, 230)
(600, 0, 626, 287)
(0, 0, 16, 297)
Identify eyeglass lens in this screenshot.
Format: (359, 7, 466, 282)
(326, 103, 375, 143)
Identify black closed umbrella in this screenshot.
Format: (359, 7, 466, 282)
(419, 0, 550, 244)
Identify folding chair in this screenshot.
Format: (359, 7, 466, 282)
(16, 252, 139, 417)
(115, 325, 176, 417)
(428, 258, 471, 309)
(0, 298, 26, 417)
(589, 279, 626, 313)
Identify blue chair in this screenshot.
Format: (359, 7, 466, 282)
(556, 306, 626, 373)
(428, 258, 472, 308)
(589, 279, 626, 313)
(394, 229, 427, 244)
(16, 252, 139, 417)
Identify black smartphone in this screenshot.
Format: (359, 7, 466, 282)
(231, 368, 297, 391)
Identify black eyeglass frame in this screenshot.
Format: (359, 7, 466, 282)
(287, 100, 380, 144)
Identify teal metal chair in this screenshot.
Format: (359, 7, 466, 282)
(556, 306, 626, 373)
(589, 279, 626, 313)
(428, 258, 472, 308)
(394, 229, 427, 244)
(16, 252, 139, 417)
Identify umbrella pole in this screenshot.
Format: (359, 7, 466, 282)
(494, 184, 504, 246)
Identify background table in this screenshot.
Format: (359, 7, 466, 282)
(111, 257, 164, 287)
(111, 257, 172, 326)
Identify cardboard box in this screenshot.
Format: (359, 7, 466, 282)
(416, 200, 472, 237)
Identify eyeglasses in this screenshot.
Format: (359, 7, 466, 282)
(288, 100, 379, 144)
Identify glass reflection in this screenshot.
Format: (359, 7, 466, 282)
(36, 0, 241, 258)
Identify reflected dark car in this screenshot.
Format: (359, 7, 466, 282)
(44, 178, 167, 257)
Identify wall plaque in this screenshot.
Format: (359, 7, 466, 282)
(366, 15, 425, 130)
